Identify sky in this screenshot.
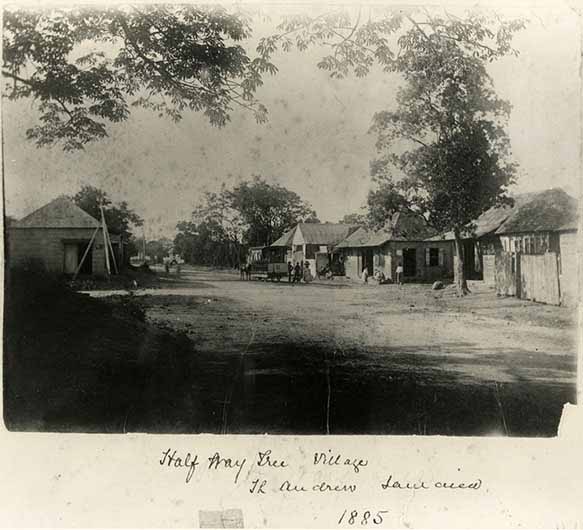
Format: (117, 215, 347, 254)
(2, 2, 581, 239)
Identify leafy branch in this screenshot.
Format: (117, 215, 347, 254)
(3, 5, 278, 150)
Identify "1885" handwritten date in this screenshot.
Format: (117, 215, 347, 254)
(338, 510, 389, 526)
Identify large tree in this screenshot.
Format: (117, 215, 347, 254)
(191, 188, 245, 266)
(2, 6, 276, 150)
(175, 177, 317, 266)
(227, 176, 317, 246)
(261, 9, 524, 294)
(174, 218, 239, 267)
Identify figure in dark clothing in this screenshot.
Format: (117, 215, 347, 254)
(287, 261, 293, 283)
(293, 262, 301, 283)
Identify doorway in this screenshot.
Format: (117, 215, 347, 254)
(403, 248, 417, 277)
(64, 244, 78, 274)
(63, 241, 93, 275)
(362, 248, 374, 273)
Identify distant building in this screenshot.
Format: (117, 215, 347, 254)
(335, 212, 453, 282)
(270, 223, 361, 277)
(6, 196, 122, 276)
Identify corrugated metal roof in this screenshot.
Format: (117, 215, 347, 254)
(298, 223, 361, 245)
(270, 226, 296, 247)
(13, 196, 100, 229)
(271, 223, 361, 247)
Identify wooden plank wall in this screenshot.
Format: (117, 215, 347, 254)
(520, 253, 560, 305)
(483, 255, 496, 286)
(495, 252, 517, 296)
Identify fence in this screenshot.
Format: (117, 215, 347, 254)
(495, 251, 561, 306)
(519, 253, 561, 306)
(495, 252, 518, 297)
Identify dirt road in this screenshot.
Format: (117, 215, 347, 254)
(89, 266, 577, 436)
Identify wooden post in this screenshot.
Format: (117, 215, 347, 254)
(99, 205, 111, 276)
(72, 226, 100, 281)
(105, 228, 119, 274)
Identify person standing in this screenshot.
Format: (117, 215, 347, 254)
(362, 266, 369, 283)
(395, 261, 404, 285)
(293, 262, 301, 284)
(287, 261, 293, 283)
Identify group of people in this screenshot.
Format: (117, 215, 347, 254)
(361, 263, 403, 285)
(317, 264, 335, 280)
(361, 267, 386, 283)
(287, 260, 313, 284)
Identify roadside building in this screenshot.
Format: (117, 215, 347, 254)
(429, 188, 578, 305)
(270, 223, 361, 278)
(493, 188, 578, 305)
(6, 196, 122, 276)
(335, 212, 454, 282)
(426, 199, 525, 284)
(426, 189, 578, 286)
(557, 219, 579, 307)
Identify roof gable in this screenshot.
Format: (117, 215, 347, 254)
(271, 223, 361, 247)
(14, 196, 100, 229)
(270, 226, 297, 247)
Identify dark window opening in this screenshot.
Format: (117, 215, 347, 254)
(429, 248, 439, 267)
(403, 248, 417, 277)
(305, 244, 318, 259)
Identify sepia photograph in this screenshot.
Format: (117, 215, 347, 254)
(2, 1, 580, 438)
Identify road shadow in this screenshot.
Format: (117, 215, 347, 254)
(5, 269, 576, 436)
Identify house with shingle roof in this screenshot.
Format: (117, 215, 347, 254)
(334, 211, 454, 282)
(270, 222, 361, 277)
(493, 188, 579, 305)
(425, 193, 541, 283)
(7, 196, 122, 276)
(428, 188, 579, 305)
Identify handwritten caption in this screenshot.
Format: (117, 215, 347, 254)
(158, 447, 483, 496)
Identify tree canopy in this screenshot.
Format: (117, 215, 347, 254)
(72, 185, 143, 241)
(174, 176, 317, 266)
(3, 5, 276, 150)
(228, 176, 317, 246)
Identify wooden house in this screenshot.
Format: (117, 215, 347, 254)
(270, 223, 361, 277)
(426, 190, 578, 287)
(430, 188, 578, 305)
(6, 196, 122, 276)
(335, 212, 454, 282)
(493, 188, 578, 305)
(426, 199, 526, 284)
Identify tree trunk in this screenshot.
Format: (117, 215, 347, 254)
(453, 228, 471, 296)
